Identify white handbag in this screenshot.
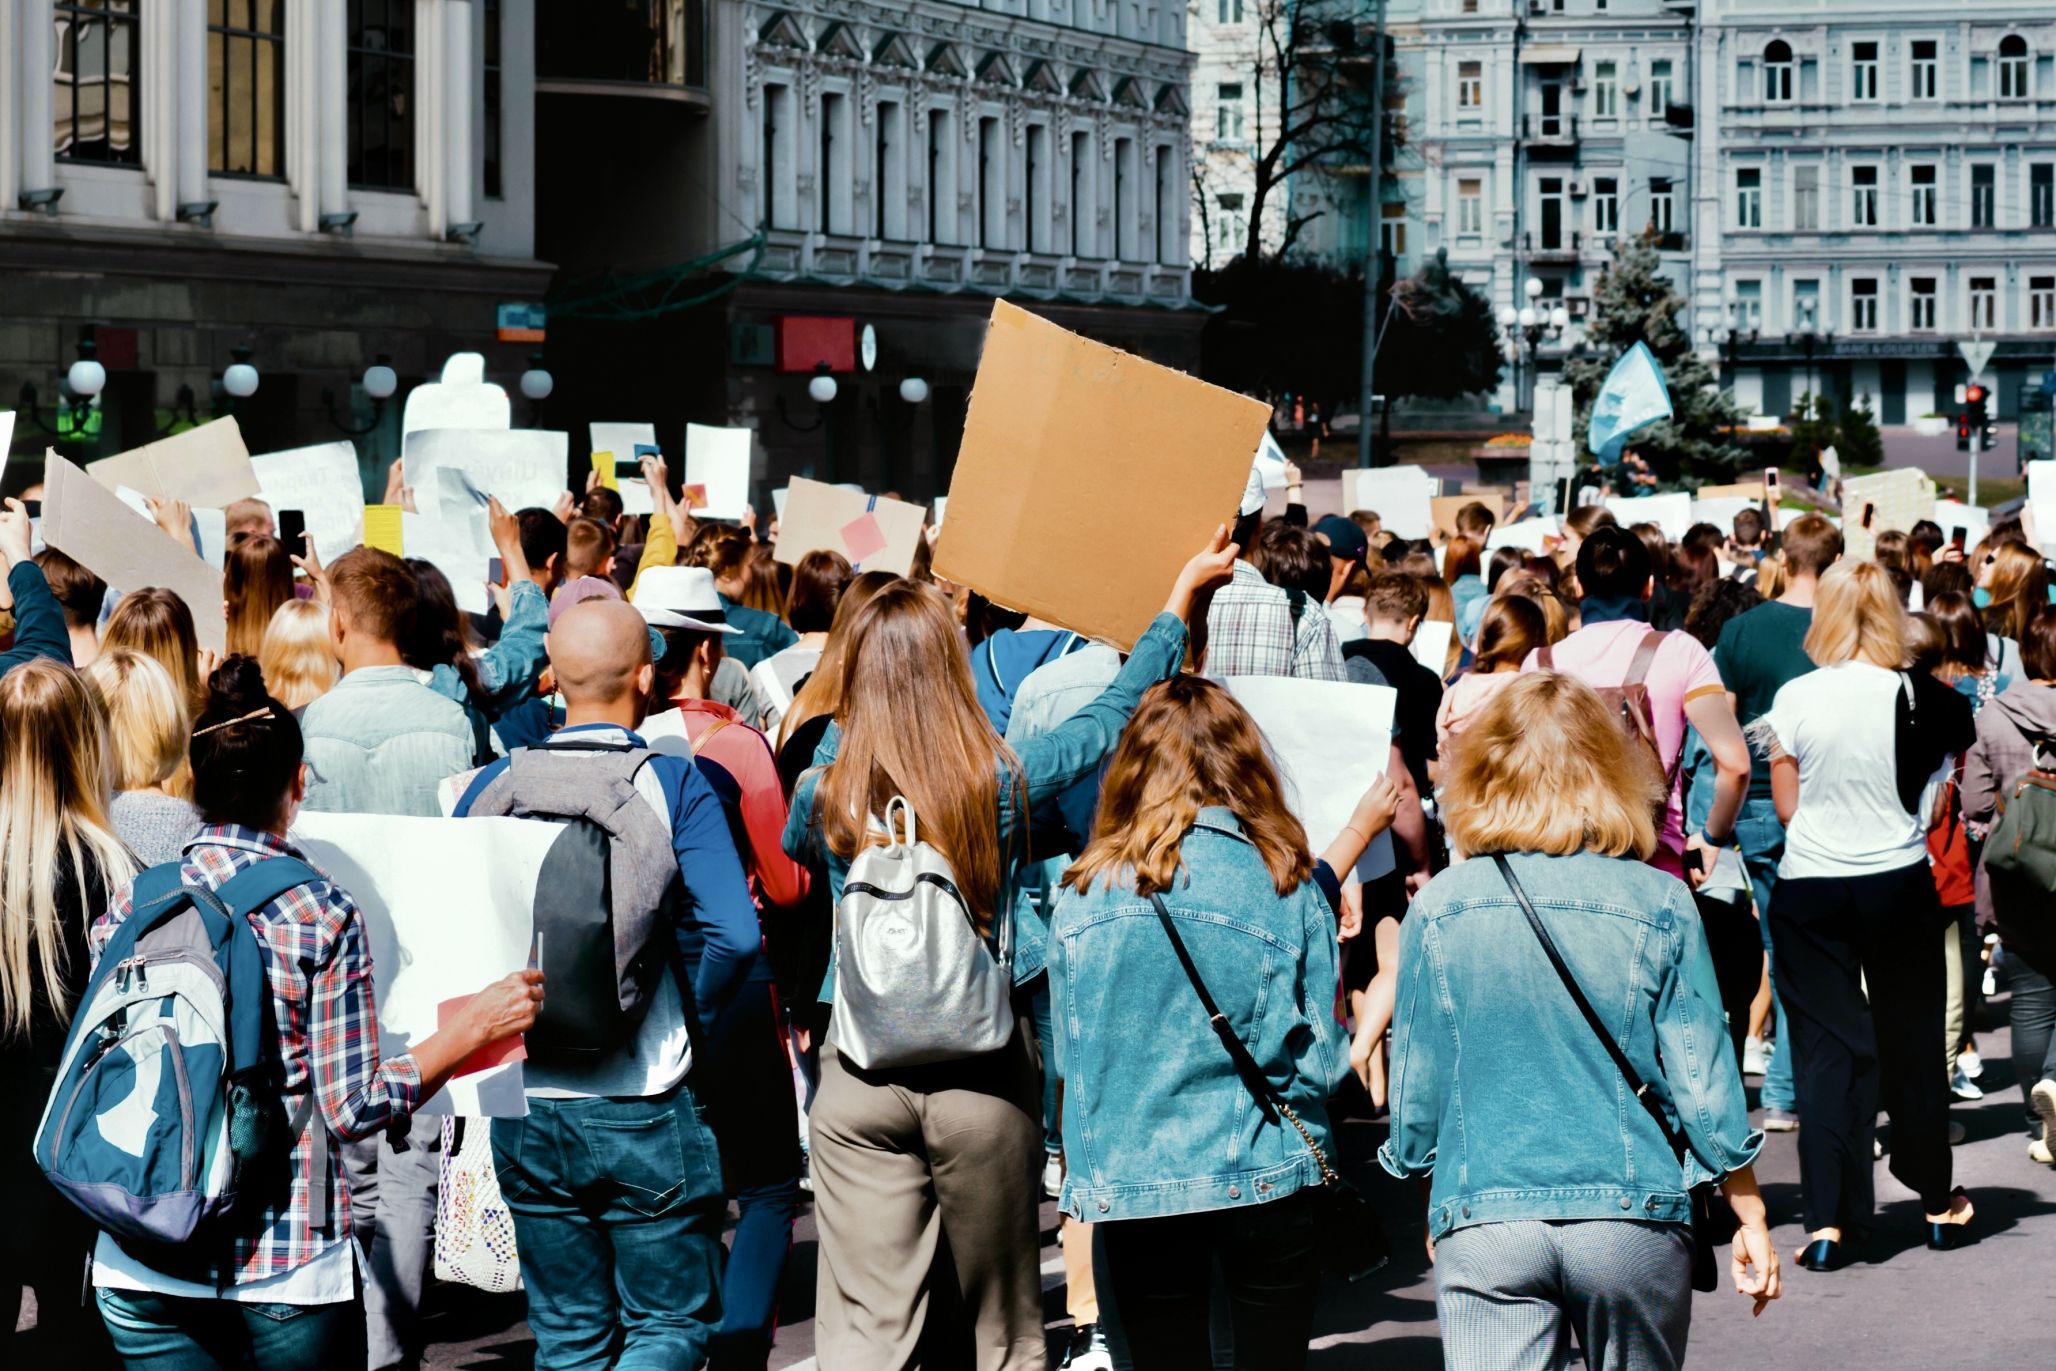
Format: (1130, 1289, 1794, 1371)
(433, 1117, 524, 1293)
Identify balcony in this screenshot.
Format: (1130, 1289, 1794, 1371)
(1524, 230, 1581, 262)
(536, 0, 707, 104)
(1521, 114, 1579, 147)
(1653, 230, 1689, 252)
(1663, 102, 1694, 131)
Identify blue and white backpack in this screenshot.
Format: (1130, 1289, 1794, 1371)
(34, 857, 321, 1257)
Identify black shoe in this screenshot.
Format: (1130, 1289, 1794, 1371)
(1927, 1188, 1974, 1250)
(1796, 1237, 1850, 1271)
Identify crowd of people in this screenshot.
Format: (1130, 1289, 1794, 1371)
(0, 441, 2050, 1371)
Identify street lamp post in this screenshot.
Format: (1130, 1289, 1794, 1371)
(1498, 277, 1567, 414)
(1787, 297, 1830, 405)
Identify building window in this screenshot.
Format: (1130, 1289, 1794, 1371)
(1911, 39, 1938, 100)
(1114, 136, 1135, 260)
(2034, 163, 2055, 228)
(820, 92, 849, 235)
(1457, 178, 1483, 236)
(764, 84, 795, 230)
(1381, 202, 1406, 259)
(1850, 41, 1878, 102)
(930, 108, 956, 245)
(1070, 129, 1092, 256)
(1736, 280, 1763, 331)
(1217, 83, 1244, 140)
(1971, 163, 1995, 229)
(1593, 61, 1618, 119)
(53, 1, 141, 166)
(1851, 164, 1878, 227)
(1215, 193, 1246, 262)
(1217, 0, 1242, 20)
(347, 0, 414, 190)
(979, 116, 1004, 250)
(1649, 60, 1672, 115)
(209, 0, 286, 179)
(1649, 179, 1673, 234)
(1458, 61, 1483, 111)
(2031, 276, 2056, 331)
(1910, 278, 1937, 331)
(1764, 41, 1793, 104)
(1025, 122, 1048, 253)
(1970, 277, 1997, 330)
(482, 0, 502, 197)
(1735, 167, 1761, 228)
(1849, 279, 1878, 332)
(1156, 144, 1176, 264)
(877, 101, 904, 240)
(1793, 165, 1819, 231)
(1593, 177, 1619, 235)
(1999, 35, 2029, 100)
(1909, 164, 1937, 226)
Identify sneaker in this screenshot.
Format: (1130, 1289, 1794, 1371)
(1061, 1322, 1113, 1371)
(1948, 1121, 1967, 1147)
(1951, 1066, 1986, 1101)
(1742, 1036, 1771, 1077)
(1762, 1108, 1800, 1133)
(2033, 1080, 2056, 1151)
(1958, 1049, 1984, 1080)
(2029, 1135, 2052, 1166)
(1982, 966, 1998, 997)
(1043, 1149, 1064, 1200)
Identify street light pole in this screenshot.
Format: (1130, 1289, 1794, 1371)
(1356, 0, 1391, 469)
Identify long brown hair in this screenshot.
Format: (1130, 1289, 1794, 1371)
(1984, 540, 2048, 642)
(104, 587, 204, 716)
(1064, 675, 1312, 898)
(817, 581, 1015, 927)
(224, 534, 295, 658)
(778, 570, 897, 750)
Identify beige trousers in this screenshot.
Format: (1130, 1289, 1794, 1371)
(810, 1028, 1047, 1370)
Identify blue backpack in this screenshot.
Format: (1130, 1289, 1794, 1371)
(34, 857, 322, 1259)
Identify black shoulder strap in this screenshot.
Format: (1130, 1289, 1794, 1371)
(1490, 854, 1688, 1165)
(1285, 588, 1307, 633)
(1148, 891, 1281, 1122)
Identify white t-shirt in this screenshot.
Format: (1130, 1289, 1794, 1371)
(1759, 662, 1927, 880)
(95, 1229, 357, 1305)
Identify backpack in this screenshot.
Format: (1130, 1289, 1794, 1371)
(1538, 630, 1682, 805)
(1983, 734, 2056, 916)
(464, 739, 680, 1062)
(830, 795, 1015, 1070)
(34, 856, 322, 1259)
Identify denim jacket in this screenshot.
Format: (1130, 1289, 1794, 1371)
(300, 666, 475, 817)
(1049, 810, 1347, 1223)
(423, 578, 550, 757)
(1380, 850, 1760, 1240)
(782, 612, 1188, 996)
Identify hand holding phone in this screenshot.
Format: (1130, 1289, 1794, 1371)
(278, 508, 307, 552)
(1951, 526, 1968, 553)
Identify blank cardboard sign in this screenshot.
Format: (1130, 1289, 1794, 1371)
(43, 450, 228, 653)
(87, 416, 260, 507)
(1430, 492, 1505, 542)
(774, 478, 926, 576)
(934, 301, 1269, 649)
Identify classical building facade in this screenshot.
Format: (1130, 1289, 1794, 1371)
(1, 0, 547, 480)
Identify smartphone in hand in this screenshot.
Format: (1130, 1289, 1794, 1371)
(278, 508, 307, 550)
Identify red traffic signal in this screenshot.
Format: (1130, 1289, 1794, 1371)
(1966, 383, 1988, 406)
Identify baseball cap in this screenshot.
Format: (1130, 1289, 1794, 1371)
(1313, 514, 1368, 564)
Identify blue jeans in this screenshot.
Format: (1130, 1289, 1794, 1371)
(97, 1287, 364, 1371)
(1735, 797, 1796, 1112)
(492, 1087, 728, 1371)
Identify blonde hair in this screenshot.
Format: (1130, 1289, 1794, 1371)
(104, 587, 204, 716)
(0, 662, 138, 1040)
(81, 650, 190, 790)
(1442, 672, 1662, 860)
(258, 598, 340, 712)
(1804, 560, 1907, 668)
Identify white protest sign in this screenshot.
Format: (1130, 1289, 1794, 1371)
(1341, 465, 1436, 540)
(684, 424, 752, 520)
(403, 428, 568, 514)
(251, 441, 367, 566)
(0, 411, 14, 482)
(1776, 505, 1836, 531)
(1689, 497, 1759, 536)
(1485, 516, 1559, 555)
(932, 496, 948, 528)
(1605, 492, 1692, 542)
(403, 353, 511, 435)
(1932, 500, 1990, 554)
(590, 422, 658, 517)
(2028, 462, 2056, 556)
(1225, 676, 1399, 882)
(771, 487, 789, 520)
(1411, 620, 1454, 678)
(1840, 467, 1935, 562)
(1254, 429, 1290, 491)
(193, 508, 228, 569)
(291, 812, 562, 1116)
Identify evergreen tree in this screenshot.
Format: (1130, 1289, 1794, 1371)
(1559, 231, 1749, 487)
(1787, 391, 1834, 469)
(1838, 391, 1885, 469)
(1379, 248, 1505, 426)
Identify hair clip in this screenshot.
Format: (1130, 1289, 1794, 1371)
(193, 706, 274, 738)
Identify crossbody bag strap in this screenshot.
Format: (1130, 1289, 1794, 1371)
(1489, 855, 1689, 1165)
(1147, 891, 1339, 1186)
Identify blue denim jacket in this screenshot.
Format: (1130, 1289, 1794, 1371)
(423, 578, 550, 757)
(300, 666, 475, 817)
(782, 612, 1188, 996)
(1380, 851, 1760, 1240)
(1049, 810, 1347, 1223)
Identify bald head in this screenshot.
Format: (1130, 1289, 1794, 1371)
(548, 599, 652, 708)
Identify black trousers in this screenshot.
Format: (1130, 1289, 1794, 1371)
(1769, 861, 1954, 1232)
(1099, 1189, 1321, 1371)
(1694, 892, 1766, 1072)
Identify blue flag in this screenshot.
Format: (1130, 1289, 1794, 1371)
(1586, 341, 1673, 464)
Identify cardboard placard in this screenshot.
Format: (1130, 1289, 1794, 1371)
(1604, 492, 1692, 542)
(403, 428, 568, 514)
(1431, 492, 1506, 543)
(934, 302, 1269, 649)
(1840, 468, 1935, 563)
(774, 478, 926, 576)
(1341, 466, 1436, 541)
(684, 424, 753, 521)
(41, 450, 227, 653)
(87, 416, 259, 507)
(1694, 479, 1770, 504)
(1689, 497, 1761, 535)
(590, 423, 657, 516)
(1224, 676, 1400, 882)
(250, 441, 366, 566)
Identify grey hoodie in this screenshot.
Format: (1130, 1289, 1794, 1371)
(1963, 678, 2056, 955)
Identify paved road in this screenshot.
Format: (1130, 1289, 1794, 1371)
(422, 997, 2056, 1369)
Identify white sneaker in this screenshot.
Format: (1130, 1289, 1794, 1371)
(1742, 1036, 1771, 1077)
(1061, 1323, 1113, 1371)
(2033, 1080, 2056, 1154)
(1043, 1150, 1064, 1199)
(1951, 1066, 1985, 1101)
(1982, 966, 1998, 997)
(1959, 1049, 1984, 1080)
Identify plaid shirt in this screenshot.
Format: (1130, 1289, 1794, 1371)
(1204, 560, 1348, 681)
(90, 825, 422, 1285)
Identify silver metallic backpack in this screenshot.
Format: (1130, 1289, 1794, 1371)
(830, 796, 1014, 1070)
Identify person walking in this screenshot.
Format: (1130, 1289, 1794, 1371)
(1050, 674, 1401, 1370)
(1753, 560, 1976, 1268)
(1384, 671, 1778, 1370)
(782, 532, 1236, 1370)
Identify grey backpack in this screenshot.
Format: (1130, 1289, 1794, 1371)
(831, 796, 1015, 1070)
(466, 740, 679, 1062)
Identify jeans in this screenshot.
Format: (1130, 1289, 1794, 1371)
(341, 1111, 441, 1368)
(1098, 1189, 1322, 1371)
(492, 1087, 728, 1371)
(1733, 799, 1795, 1111)
(2009, 943, 2056, 1131)
(96, 1288, 364, 1371)
(1031, 981, 1062, 1153)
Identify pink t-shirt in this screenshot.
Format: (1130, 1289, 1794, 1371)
(1436, 669, 1522, 752)
(1521, 620, 1726, 873)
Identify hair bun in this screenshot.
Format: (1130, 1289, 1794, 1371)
(200, 653, 273, 722)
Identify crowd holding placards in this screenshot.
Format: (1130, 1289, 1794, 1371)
(5, 422, 2056, 1371)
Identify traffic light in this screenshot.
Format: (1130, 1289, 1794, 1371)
(1966, 382, 1989, 430)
